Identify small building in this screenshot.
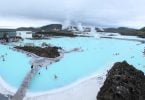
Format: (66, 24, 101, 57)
(0, 29, 23, 42)
(0, 29, 17, 38)
(16, 31, 33, 39)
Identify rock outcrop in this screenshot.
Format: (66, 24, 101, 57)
(15, 46, 62, 58)
(97, 61, 145, 100)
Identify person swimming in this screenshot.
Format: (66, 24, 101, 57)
(3, 58, 5, 61)
(54, 75, 58, 79)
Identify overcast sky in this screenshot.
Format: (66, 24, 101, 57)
(0, 0, 145, 28)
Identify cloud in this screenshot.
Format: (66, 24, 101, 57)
(0, 0, 145, 28)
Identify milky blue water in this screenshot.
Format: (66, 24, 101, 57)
(0, 37, 145, 92)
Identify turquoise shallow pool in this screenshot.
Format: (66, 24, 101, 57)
(0, 37, 145, 92)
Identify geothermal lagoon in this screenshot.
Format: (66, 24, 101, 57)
(0, 35, 145, 93)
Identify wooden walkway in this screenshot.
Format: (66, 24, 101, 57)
(11, 53, 64, 100)
(11, 66, 40, 100)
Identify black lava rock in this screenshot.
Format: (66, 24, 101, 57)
(97, 61, 145, 100)
(15, 46, 61, 58)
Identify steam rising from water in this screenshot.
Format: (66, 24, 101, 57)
(90, 27, 100, 38)
(77, 23, 83, 32)
(62, 20, 71, 29)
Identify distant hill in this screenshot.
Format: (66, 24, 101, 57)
(0, 24, 63, 35)
(40, 24, 62, 31)
(0, 29, 16, 32)
(104, 27, 137, 34)
(16, 24, 62, 32)
(104, 27, 145, 38)
(140, 27, 145, 32)
(0, 24, 145, 38)
(16, 27, 38, 31)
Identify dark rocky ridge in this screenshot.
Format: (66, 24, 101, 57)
(35, 31, 77, 37)
(40, 24, 62, 31)
(104, 27, 145, 38)
(15, 46, 62, 58)
(97, 61, 145, 100)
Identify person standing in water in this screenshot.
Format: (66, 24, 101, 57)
(31, 65, 33, 69)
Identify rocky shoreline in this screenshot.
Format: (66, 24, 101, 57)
(97, 61, 145, 100)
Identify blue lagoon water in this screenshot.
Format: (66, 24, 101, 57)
(0, 37, 145, 92)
